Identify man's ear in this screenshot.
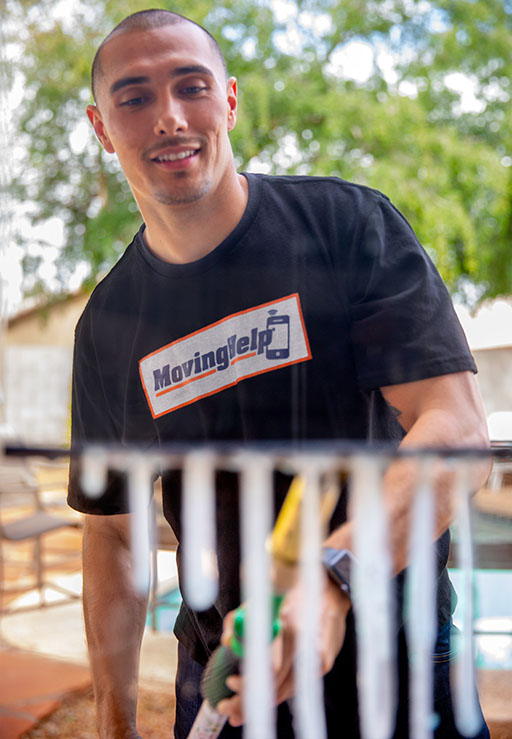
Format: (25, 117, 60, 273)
(226, 77, 238, 131)
(87, 105, 115, 154)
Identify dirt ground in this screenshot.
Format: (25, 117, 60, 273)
(21, 685, 175, 738)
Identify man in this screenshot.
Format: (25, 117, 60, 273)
(68, 9, 490, 738)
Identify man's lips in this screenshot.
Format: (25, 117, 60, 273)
(151, 148, 200, 163)
(146, 139, 203, 165)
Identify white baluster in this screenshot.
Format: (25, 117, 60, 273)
(80, 446, 107, 498)
(182, 452, 218, 611)
(128, 454, 152, 595)
(451, 459, 482, 737)
(240, 454, 275, 739)
(351, 454, 396, 739)
(294, 460, 327, 739)
(405, 458, 437, 739)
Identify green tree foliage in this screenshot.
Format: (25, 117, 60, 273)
(6, 0, 512, 300)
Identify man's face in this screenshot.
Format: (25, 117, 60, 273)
(88, 23, 237, 208)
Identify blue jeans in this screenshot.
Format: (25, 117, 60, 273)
(174, 620, 489, 738)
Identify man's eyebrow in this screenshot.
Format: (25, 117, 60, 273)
(170, 65, 215, 79)
(110, 76, 150, 95)
(109, 66, 214, 96)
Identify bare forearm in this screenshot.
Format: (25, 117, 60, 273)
(380, 406, 490, 572)
(325, 400, 491, 574)
(83, 517, 148, 738)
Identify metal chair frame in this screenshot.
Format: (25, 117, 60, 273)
(0, 461, 81, 614)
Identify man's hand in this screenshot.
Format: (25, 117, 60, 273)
(217, 574, 351, 727)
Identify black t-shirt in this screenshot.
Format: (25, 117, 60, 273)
(68, 173, 476, 663)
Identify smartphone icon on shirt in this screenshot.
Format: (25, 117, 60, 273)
(266, 311, 290, 360)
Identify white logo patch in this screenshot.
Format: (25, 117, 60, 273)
(139, 293, 311, 419)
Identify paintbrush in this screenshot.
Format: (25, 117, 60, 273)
(186, 474, 339, 738)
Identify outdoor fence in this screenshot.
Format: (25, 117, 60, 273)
(3, 441, 510, 739)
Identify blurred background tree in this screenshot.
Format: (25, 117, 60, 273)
(4, 0, 512, 302)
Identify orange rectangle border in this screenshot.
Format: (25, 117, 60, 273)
(138, 293, 312, 419)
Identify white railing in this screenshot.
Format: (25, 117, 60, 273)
(4, 441, 506, 738)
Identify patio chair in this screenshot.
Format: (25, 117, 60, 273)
(0, 460, 82, 614)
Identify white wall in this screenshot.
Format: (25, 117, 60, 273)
(473, 347, 512, 418)
(4, 345, 72, 444)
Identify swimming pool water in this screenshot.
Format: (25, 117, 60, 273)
(147, 587, 182, 633)
(449, 568, 512, 670)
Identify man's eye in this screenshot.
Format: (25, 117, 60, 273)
(182, 85, 207, 95)
(119, 97, 147, 107)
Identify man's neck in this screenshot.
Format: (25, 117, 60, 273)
(138, 172, 249, 265)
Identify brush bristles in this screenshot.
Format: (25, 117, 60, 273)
(201, 645, 239, 708)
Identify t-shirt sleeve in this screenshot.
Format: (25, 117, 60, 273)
(348, 194, 477, 390)
(67, 316, 129, 516)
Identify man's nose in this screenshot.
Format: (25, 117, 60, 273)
(153, 93, 188, 136)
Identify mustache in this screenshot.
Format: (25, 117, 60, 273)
(144, 137, 204, 159)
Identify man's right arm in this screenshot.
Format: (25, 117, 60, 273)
(82, 512, 148, 739)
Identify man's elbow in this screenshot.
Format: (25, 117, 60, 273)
(454, 400, 492, 492)
(461, 384, 490, 450)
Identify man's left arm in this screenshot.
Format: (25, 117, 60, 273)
(218, 370, 491, 725)
(294, 370, 490, 699)
(326, 369, 491, 572)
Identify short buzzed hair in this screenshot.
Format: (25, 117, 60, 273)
(91, 9, 227, 103)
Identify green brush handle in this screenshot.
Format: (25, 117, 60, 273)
(230, 593, 284, 657)
(200, 593, 284, 708)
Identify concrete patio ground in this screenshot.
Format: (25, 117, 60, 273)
(0, 593, 177, 738)
(0, 477, 178, 738)
(0, 647, 91, 738)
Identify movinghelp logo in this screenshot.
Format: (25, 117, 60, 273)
(139, 294, 311, 418)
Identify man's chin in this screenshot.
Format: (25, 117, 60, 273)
(153, 180, 211, 206)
